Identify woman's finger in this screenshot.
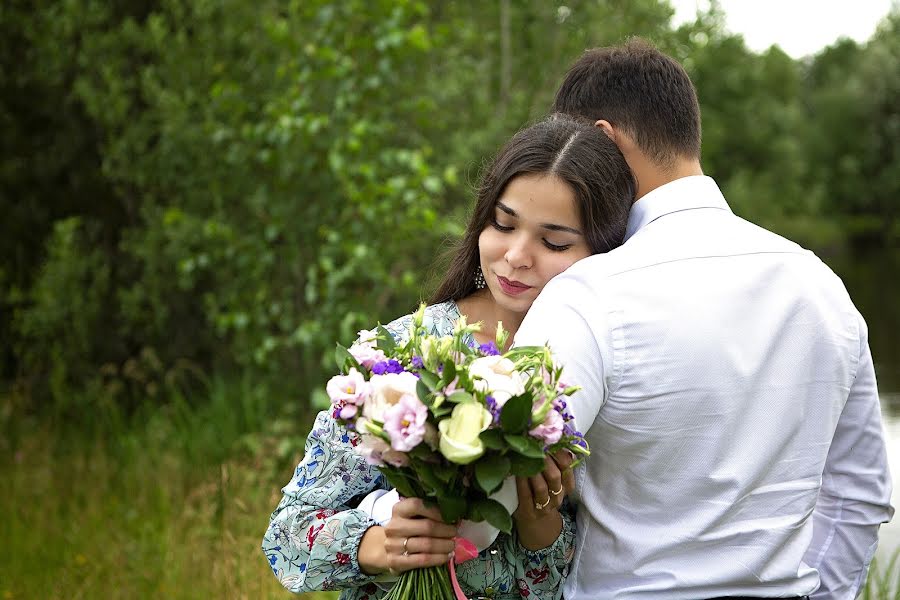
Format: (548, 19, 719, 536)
(550, 449, 577, 494)
(539, 455, 564, 499)
(386, 546, 456, 575)
(386, 499, 458, 540)
(529, 472, 552, 511)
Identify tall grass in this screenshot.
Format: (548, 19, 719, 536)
(0, 379, 337, 599)
(865, 549, 900, 600)
(0, 382, 896, 599)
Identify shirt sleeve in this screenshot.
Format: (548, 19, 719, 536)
(455, 503, 577, 600)
(514, 274, 610, 436)
(262, 411, 387, 594)
(804, 311, 895, 599)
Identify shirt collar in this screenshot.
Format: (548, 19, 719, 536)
(624, 175, 732, 242)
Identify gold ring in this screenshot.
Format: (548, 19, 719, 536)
(403, 537, 410, 556)
(550, 486, 563, 496)
(534, 497, 551, 510)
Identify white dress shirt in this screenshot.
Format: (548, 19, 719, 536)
(515, 176, 894, 599)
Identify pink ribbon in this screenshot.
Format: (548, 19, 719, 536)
(449, 537, 478, 600)
(448, 559, 468, 600)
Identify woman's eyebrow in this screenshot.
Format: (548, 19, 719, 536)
(496, 201, 583, 235)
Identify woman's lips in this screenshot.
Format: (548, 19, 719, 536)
(497, 275, 532, 296)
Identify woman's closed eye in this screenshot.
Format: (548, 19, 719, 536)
(490, 217, 514, 232)
(543, 239, 573, 252)
(492, 218, 574, 252)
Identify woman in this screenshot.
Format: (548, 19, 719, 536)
(262, 115, 635, 599)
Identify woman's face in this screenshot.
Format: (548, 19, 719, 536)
(478, 173, 591, 316)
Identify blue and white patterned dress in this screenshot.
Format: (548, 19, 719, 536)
(262, 301, 576, 599)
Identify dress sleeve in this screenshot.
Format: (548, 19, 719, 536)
(262, 411, 388, 594)
(454, 503, 576, 600)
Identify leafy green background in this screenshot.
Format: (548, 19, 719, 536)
(1, 1, 898, 598)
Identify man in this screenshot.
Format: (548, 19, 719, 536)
(515, 38, 894, 599)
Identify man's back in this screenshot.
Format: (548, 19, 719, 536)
(516, 176, 893, 599)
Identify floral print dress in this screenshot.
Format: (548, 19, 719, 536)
(262, 301, 576, 599)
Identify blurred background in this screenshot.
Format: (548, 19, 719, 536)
(1, 1, 897, 598)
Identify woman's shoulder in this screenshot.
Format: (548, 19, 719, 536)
(381, 301, 461, 343)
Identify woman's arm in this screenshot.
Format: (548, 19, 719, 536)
(454, 504, 576, 600)
(455, 452, 578, 600)
(261, 411, 388, 593)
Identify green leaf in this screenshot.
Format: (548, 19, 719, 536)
(475, 498, 512, 534)
(436, 493, 467, 524)
(416, 464, 444, 494)
(376, 325, 397, 353)
(334, 343, 361, 372)
(500, 394, 532, 432)
(475, 455, 510, 494)
(509, 454, 546, 478)
(416, 378, 432, 404)
(447, 391, 473, 404)
(432, 463, 455, 483)
(479, 428, 505, 450)
(381, 469, 418, 499)
(504, 434, 545, 458)
(418, 369, 439, 391)
(440, 360, 456, 386)
(432, 404, 454, 418)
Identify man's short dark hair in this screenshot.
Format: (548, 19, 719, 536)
(553, 38, 702, 168)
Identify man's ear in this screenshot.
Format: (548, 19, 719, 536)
(594, 119, 616, 141)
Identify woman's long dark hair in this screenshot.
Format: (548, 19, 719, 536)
(430, 114, 636, 304)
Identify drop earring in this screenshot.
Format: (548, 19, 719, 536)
(474, 265, 486, 289)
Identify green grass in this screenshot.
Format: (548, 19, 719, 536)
(865, 548, 900, 600)
(0, 380, 338, 600)
(0, 382, 896, 599)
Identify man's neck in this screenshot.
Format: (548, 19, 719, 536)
(629, 154, 704, 200)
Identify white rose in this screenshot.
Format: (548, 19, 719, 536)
(438, 402, 492, 464)
(468, 355, 525, 405)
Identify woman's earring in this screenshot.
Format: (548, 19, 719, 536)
(474, 266, 486, 289)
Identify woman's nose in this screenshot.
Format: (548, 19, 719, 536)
(504, 237, 533, 269)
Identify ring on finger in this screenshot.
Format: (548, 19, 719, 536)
(403, 537, 410, 556)
(534, 497, 551, 510)
(550, 486, 563, 496)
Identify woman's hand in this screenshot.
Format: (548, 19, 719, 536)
(359, 497, 458, 575)
(512, 450, 576, 549)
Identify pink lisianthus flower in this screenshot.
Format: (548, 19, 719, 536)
(348, 342, 387, 369)
(442, 376, 459, 396)
(326, 368, 370, 407)
(382, 449, 411, 467)
(382, 394, 428, 452)
(356, 426, 389, 466)
(529, 407, 564, 445)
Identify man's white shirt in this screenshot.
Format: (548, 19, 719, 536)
(515, 176, 894, 599)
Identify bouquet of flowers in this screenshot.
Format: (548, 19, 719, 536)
(326, 305, 589, 600)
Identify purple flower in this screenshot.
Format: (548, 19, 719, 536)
(411, 356, 424, 369)
(485, 395, 502, 425)
(371, 359, 404, 375)
(478, 341, 500, 356)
